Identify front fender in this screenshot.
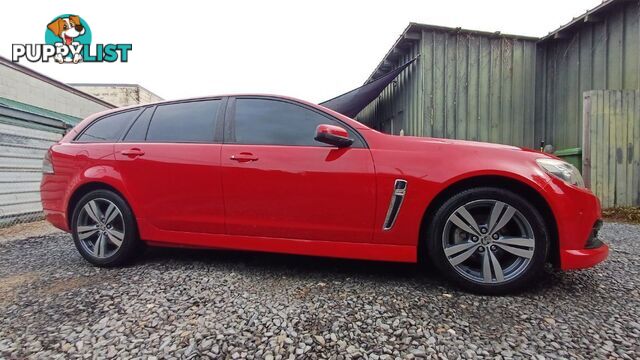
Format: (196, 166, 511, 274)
(370, 144, 556, 249)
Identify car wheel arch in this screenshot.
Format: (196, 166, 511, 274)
(66, 182, 138, 232)
(417, 174, 560, 267)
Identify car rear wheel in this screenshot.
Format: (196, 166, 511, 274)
(71, 189, 141, 267)
(426, 187, 548, 294)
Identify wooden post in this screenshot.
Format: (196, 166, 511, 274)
(582, 92, 592, 189)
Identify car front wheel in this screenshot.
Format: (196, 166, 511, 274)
(427, 187, 549, 294)
(71, 189, 141, 267)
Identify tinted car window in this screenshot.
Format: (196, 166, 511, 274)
(231, 99, 360, 146)
(123, 107, 154, 142)
(76, 110, 140, 142)
(146, 100, 220, 142)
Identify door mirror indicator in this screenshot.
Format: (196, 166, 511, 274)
(314, 124, 354, 148)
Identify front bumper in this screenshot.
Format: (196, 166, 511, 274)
(543, 178, 609, 270)
(559, 219, 608, 270)
(560, 245, 609, 270)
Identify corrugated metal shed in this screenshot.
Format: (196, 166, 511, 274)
(358, 24, 538, 147)
(355, 0, 640, 208)
(0, 99, 72, 225)
(0, 55, 113, 226)
(535, 0, 640, 150)
(357, 0, 639, 153)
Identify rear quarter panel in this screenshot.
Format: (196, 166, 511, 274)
(42, 142, 138, 231)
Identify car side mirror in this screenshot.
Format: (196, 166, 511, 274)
(314, 124, 354, 148)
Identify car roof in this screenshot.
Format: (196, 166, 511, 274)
(113, 94, 312, 111)
(64, 94, 372, 142)
(93, 93, 369, 128)
(81, 94, 306, 120)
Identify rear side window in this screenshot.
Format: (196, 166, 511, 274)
(123, 107, 154, 142)
(146, 100, 220, 142)
(76, 110, 140, 142)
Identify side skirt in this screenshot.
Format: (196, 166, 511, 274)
(139, 219, 416, 263)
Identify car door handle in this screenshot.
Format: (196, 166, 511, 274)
(230, 152, 258, 162)
(121, 148, 145, 157)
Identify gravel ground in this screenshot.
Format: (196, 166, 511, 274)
(0, 221, 61, 244)
(0, 222, 638, 359)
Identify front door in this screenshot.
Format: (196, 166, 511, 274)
(221, 97, 376, 243)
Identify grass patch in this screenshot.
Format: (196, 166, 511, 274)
(602, 207, 640, 224)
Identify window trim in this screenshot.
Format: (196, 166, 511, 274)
(225, 96, 368, 148)
(119, 105, 156, 142)
(73, 108, 143, 143)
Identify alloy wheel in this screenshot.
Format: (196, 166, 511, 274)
(442, 199, 535, 284)
(76, 198, 125, 259)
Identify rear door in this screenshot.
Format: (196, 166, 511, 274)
(114, 99, 226, 234)
(221, 97, 376, 243)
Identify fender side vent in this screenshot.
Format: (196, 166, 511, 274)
(383, 179, 407, 230)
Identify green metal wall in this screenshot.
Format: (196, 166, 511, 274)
(535, 0, 640, 151)
(583, 90, 640, 207)
(0, 99, 69, 226)
(358, 1, 639, 152)
(357, 29, 538, 148)
(357, 37, 422, 136)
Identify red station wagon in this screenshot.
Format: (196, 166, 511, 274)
(40, 95, 608, 294)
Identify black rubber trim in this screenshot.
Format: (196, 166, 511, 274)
(584, 219, 604, 249)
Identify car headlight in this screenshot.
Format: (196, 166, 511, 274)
(536, 158, 585, 188)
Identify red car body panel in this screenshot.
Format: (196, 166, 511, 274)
(114, 142, 226, 234)
(41, 94, 608, 269)
(220, 144, 377, 242)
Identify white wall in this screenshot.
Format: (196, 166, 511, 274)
(71, 85, 163, 107)
(0, 64, 111, 119)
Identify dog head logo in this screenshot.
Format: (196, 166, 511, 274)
(47, 15, 85, 45)
(45, 14, 92, 63)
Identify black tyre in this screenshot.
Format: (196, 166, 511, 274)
(426, 187, 548, 294)
(71, 189, 141, 267)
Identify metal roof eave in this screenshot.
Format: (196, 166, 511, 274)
(0, 97, 80, 128)
(365, 0, 628, 84)
(539, 0, 631, 42)
(0, 106, 68, 131)
(364, 22, 539, 84)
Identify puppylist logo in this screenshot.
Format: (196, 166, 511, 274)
(12, 14, 132, 64)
